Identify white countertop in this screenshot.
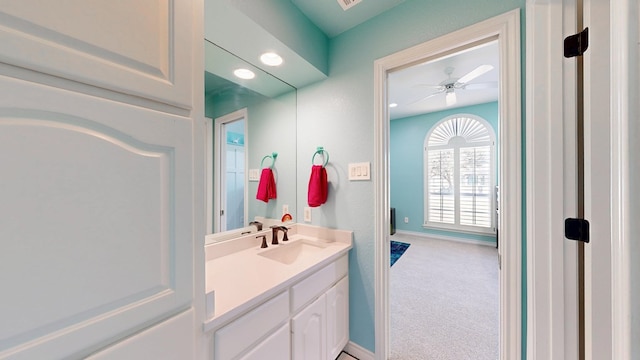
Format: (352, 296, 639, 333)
(203, 224, 352, 332)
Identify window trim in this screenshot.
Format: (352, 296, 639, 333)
(423, 113, 497, 235)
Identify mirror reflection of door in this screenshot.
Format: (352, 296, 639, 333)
(214, 109, 248, 233)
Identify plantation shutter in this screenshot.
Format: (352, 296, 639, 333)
(427, 148, 455, 224)
(424, 115, 495, 234)
(459, 146, 492, 227)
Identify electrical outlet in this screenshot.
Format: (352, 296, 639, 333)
(304, 207, 312, 222)
(282, 204, 289, 215)
(404, 217, 409, 223)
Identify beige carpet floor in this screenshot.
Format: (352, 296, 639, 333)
(389, 233, 499, 360)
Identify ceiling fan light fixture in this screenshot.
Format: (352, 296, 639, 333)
(445, 92, 456, 106)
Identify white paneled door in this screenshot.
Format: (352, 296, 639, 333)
(0, 2, 203, 359)
(527, 0, 635, 358)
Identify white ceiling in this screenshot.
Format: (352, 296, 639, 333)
(287, 0, 499, 119)
(211, 0, 500, 119)
(388, 41, 500, 119)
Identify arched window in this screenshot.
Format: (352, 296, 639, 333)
(424, 114, 496, 234)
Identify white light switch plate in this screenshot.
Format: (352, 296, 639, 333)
(304, 207, 312, 222)
(348, 162, 371, 181)
(249, 169, 260, 181)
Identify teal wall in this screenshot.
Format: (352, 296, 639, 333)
(390, 102, 498, 244)
(248, 91, 297, 222)
(295, 0, 525, 353)
(231, 0, 329, 74)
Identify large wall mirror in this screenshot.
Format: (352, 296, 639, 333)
(205, 41, 297, 241)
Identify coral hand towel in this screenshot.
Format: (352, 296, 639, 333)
(256, 168, 277, 202)
(307, 165, 328, 207)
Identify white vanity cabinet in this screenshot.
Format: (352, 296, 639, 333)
(326, 276, 350, 359)
(292, 294, 327, 360)
(241, 323, 291, 360)
(291, 276, 349, 360)
(213, 291, 290, 359)
(290, 255, 349, 360)
(210, 254, 349, 360)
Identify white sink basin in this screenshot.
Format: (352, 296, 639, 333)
(258, 239, 328, 265)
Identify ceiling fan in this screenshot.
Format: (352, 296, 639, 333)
(411, 65, 496, 106)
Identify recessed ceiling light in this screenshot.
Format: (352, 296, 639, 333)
(260, 52, 283, 66)
(389, 103, 398, 108)
(234, 68, 255, 80)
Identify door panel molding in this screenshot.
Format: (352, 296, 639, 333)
(0, 0, 192, 109)
(0, 75, 193, 359)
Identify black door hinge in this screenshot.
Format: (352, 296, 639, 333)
(565, 218, 590, 243)
(564, 27, 589, 58)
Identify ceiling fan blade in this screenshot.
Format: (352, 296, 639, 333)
(457, 64, 494, 84)
(413, 84, 445, 88)
(405, 90, 444, 105)
(463, 81, 498, 90)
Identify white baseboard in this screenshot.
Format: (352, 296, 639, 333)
(343, 341, 374, 360)
(394, 230, 497, 247)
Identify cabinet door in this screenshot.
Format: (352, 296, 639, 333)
(292, 294, 326, 360)
(0, 1, 201, 359)
(326, 276, 349, 359)
(240, 323, 291, 360)
(214, 291, 289, 360)
(0, 1, 193, 108)
(0, 74, 196, 360)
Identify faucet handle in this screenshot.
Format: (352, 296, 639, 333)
(280, 226, 289, 241)
(257, 235, 268, 248)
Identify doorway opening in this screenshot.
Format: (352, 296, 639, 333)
(373, 10, 522, 360)
(388, 53, 500, 354)
(212, 108, 248, 234)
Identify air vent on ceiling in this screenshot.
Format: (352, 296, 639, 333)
(338, 0, 362, 11)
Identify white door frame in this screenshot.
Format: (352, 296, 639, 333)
(212, 108, 248, 233)
(609, 0, 636, 357)
(526, 0, 634, 358)
(205, 117, 214, 234)
(373, 10, 522, 359)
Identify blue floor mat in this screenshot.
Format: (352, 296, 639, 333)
(390, 240, 410, 266)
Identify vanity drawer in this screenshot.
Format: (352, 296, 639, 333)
(214, 290, 289, 360)
(290, 255, 348, 312)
